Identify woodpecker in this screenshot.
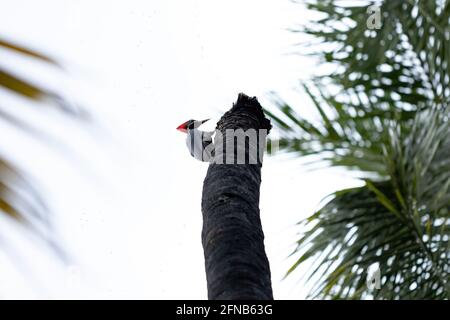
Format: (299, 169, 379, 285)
(176, 119, 215, 162)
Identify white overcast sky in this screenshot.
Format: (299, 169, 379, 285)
(0, 0, 360, 299)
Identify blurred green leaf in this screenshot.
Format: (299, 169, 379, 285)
(0, 37, 59, 65)
(0, 36, 84, 260)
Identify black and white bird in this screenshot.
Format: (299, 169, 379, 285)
(176, 119, 215, 162)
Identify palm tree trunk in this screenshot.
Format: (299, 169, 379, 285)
(201, 93, 273, 300)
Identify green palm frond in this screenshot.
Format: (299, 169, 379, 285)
(266, 84, 392, 177)
(268, 0, 450, 299)
(298, 0, 449, 106)
(0, 36, 60, 101)
(288, 107, 449, 299)
(0, 36, 88, 118)
(0, 36, 85, 257)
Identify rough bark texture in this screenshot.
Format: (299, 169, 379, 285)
(201, 93, 273, 300)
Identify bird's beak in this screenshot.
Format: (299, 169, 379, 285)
(176, 122, 188, 133)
